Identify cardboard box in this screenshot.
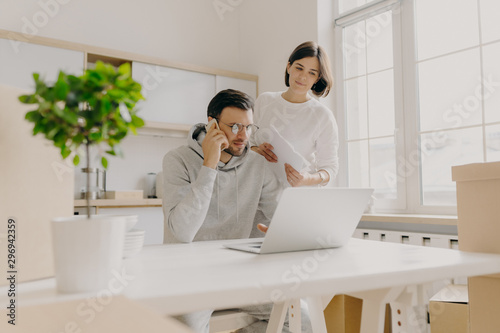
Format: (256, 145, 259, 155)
(468, 276, 500, 332)
(324, 295, 363, 333)
(323, 295, 391, 333)
(429, 284, 469, 333)
(452, 162, 500, 332)
(452, 161, 500, 254)
(105, 190, 144, 200)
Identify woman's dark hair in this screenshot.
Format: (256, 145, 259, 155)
(207, 89, 254, 118)
(284, 41, 333, 97)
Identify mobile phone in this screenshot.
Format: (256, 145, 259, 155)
(205, 118, 220, 132)
(205, 118, 226, 151)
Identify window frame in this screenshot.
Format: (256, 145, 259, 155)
(334, 0, 460, 215)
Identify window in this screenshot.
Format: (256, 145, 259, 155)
(334, 0, 500, 214)
(338, 0, 381, 15)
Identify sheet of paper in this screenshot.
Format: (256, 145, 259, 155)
(266, 126, 308, 185)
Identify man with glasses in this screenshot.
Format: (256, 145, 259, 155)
(162, 88, 279, 244)
(161, 89, 312, 333)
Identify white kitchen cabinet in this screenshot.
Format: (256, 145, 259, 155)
(0, 38, 84, 91)
(132, 61, 216, 125)
(131, 61, 258, 127)
(215, 75, 257, 101)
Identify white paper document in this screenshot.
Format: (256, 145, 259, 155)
(266, 126, 308, 185)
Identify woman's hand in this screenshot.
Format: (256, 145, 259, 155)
(284, 163, 313, 187)
(251, 143, 278, 163)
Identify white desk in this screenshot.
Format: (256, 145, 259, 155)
(4, 238, 500, 332)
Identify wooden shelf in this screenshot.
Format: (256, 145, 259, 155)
(87, 53, 131, 68)
(74, 198, 162, 208)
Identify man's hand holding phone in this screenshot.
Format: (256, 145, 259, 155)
(202, 119, 229, 169)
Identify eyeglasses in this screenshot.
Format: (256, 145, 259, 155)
(218, 121, 259, 135)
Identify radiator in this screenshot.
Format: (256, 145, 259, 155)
(353, 229, 459, 250)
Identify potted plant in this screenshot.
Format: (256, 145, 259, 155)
(19, 61, 145, 292)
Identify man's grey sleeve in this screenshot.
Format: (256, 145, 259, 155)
(250, 166, 281, 238)
(162, 152, 216, 243)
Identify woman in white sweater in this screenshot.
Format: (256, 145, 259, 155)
(250, 41, 339, 188)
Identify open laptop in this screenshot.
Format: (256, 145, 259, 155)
(224, 187, 374, 254)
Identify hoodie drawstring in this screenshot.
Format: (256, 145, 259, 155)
(216, 165, 239, 225)
(216, 165, 220, 223)
(235, 166, 239, 225)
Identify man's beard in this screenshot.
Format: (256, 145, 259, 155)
(225, 140, 246, 156)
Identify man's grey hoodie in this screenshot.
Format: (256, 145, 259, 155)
(162, 123, 280, 244)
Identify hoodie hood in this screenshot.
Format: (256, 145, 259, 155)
(188, 123, 250, 170)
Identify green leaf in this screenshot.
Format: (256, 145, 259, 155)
(46, 127, 59, 140)
(131, 115, 145, 128)
(61, 146, 71, 159)
(61, 110, 79, 125)
(42, 88, 56, 102)
(54, 77, 69, 100)
(25, 110, 41, 122)
(101, 156, 108, 169)
(106, 88, 126, 100)
(73, 154, 80, 166)
(54, 131, 67, 146)
(94, 61, 107, 73)
(88, 71, 105, 86)
(19, 94, 38, 104)
(112, 131, 127, 141)
(130, 91, 145, 102)
(73, 133, 85, 144)
(51, 104, 64, 117)
(129, 125, 137, 135)
(104, 62, 116, 76)
(100, 97, 112, 114)
(88, 131, 102, 142)
(118, 62, 131, 76)
(33, 122, 45, 135)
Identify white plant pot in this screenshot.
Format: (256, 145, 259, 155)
(51, 215, 127, 293)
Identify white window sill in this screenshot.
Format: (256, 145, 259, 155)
(361, 214, 458, 226)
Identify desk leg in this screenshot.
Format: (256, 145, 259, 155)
(305, 297, 328, 333)
(389, 285, 429, 333)
(349, 286, 405, 333)
(288, 299, 301, 332)
(266, 301, 289, 333)
(267, 298, 328, 333)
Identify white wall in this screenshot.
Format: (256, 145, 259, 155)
(238, 1, 319, 94)
(0, 0, 239, 71)
(0, 0, 326, 95)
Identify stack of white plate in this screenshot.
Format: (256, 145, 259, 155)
(123, 215, 139, 232)
(123, 228, 145, 258)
